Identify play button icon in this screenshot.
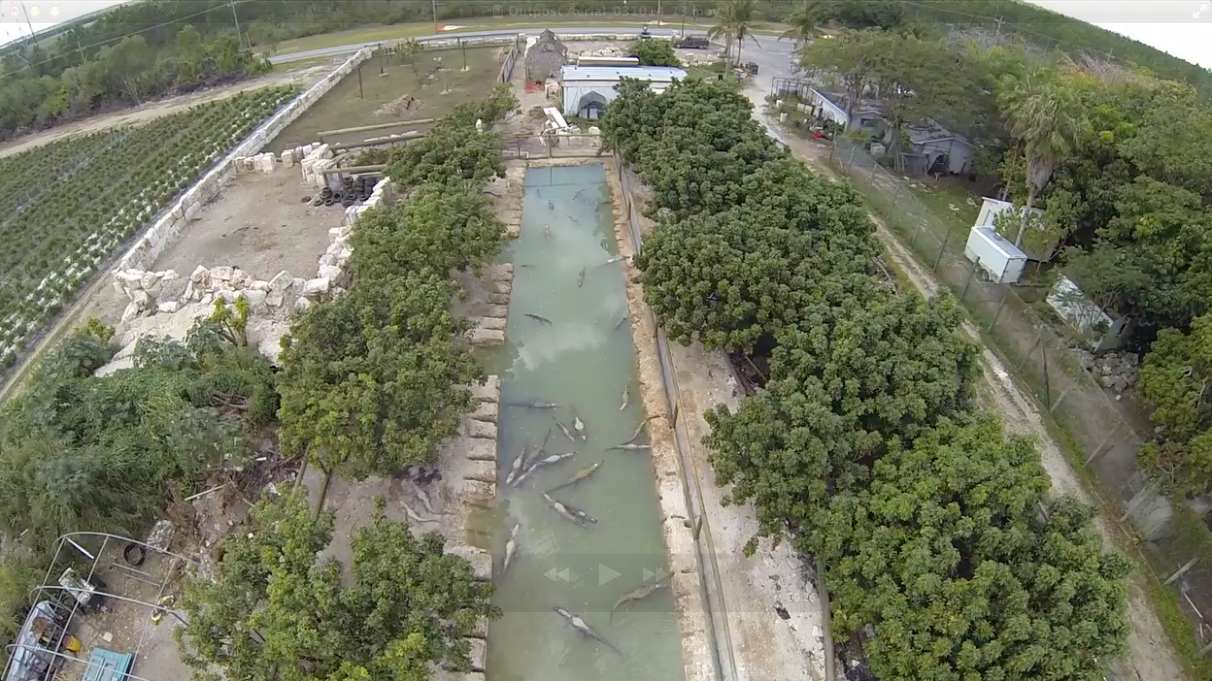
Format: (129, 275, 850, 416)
(598, 563, 620, 586)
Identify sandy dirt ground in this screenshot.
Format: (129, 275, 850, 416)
(46, 539, 192, 681)
(151, 167, 341, 281)
(763, 117, 1183, 681)
(614, 162, 826, 681)
(0, 65, 334, 160)
(0, 165, 341, 402)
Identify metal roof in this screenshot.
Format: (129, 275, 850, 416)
(906, 119, 972, 147)
(971, 227, 1028, 260)
(560, 65, 687, 83)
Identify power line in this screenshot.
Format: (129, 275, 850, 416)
(0, 1, 251, 83)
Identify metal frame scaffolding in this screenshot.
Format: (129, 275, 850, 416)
(2, 532, 196, 681)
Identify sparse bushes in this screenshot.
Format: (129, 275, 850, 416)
(0, 311, 277, 548)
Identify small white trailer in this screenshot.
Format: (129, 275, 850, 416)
(964, 226, 1029, 284)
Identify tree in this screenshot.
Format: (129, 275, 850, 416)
(400, 38, 422, 77)
(869, 32, 972, 159)
(1140, 314, 1212, 494)
(1118, 87, 1212, 202)
(781, 1, 830, 45)
(603, 78, 783, 220)
(276, 281, 479, 511)
(630, 39, 681, 67)
(820, 417, 1128, 681)
(0, 319, 275, 547)
(1067, 178, 1212, 331)
(800, 29, 970, 156)
(997, 65, 1086, 246)
(635, 159, 877, 352)
(177, 492, 497, 681)
(798, 29, 886, 128)
(1059, 242, 1149, 326)
(708, 0, 759, 66)
(279, 94, 507, 512)
(385, 111, 506, 191)
(705, 292, 976, 549)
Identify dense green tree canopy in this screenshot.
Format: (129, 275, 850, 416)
(705, 293, 976, 546)
(178, 492, 496, 681)
(635, 177, 877, 352)
(1139, 314, 1212, 494)
(821, 417, 1128, 681)
(278, 93, 507, 490)
(277, 278, 479, 481)
(385, 86, 515, 192)
(0, 28, 266, 138)
(611, 57, 1126, 680)
(630, 39, 680, 67)
(604, 79, 881, 354)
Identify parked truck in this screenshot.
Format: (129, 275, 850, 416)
(674, 35, 709, 49)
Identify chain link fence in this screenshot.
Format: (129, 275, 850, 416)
(829, 133, 1212, 671)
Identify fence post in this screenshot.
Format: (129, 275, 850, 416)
(1119, 482, 1154, 523)
(1085, 423, 1124, 465)
(1014, 335, 1041, 377)
(1049, 384, 1072, 413)
(989, 284, 1008, 331)
(932, 230, 950, 272)
(1042, 340, 1051, 406)
(1165, 557, 1199, 586)
(961, 257, 980, 301)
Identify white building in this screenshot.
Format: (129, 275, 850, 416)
(806, 88, 883, 132)
(964, 227, 1028, 284)
(962, 196, 1044, 284)
(559, 65, 687, 119)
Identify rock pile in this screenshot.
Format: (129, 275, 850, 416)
(234, 143, 323, 175)
(110, 179, 386, 344)
(1076, 348, 1140, 395)
(233, 152, 277, 174)
(300, 143, 337, 189)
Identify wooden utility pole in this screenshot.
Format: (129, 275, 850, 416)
(230, 0, 245, 51)
(432, 0, 439, 31)
(19, 2, 39, 50)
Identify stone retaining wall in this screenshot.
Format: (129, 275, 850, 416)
(115, 48, 372, 272)
(111, 178, 387, 327)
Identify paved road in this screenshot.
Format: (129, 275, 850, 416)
(270, 22, 801, 136)
(271, 25, 798, 73)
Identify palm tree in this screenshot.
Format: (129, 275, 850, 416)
(707, 2, 736, 64)
(780, 0, 832, 45)
(708, 0, 759, 66)
(997, 66, 1085, 247)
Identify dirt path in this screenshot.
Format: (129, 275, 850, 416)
(769, 122, 1185, 681)
(0, 65, 331, 160)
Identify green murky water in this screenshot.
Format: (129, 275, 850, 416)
(485, 165, 684, 681)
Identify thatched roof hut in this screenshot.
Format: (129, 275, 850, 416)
(526, 29, 567, 83)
